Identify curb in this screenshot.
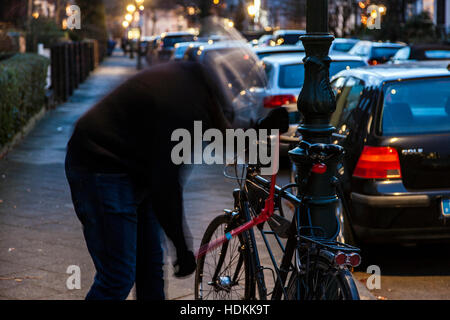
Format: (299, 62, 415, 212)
(354, 277, 377, 300)
(0, 106, 46, 160)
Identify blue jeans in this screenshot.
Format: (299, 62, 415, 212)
(65, 156, 165, 300)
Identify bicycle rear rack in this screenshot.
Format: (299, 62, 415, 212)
(298, 226, 360, 253)
(299, 234, 360, 253)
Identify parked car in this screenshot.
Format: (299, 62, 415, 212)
(253, 34, 273, 47)
(390, 44, 450, 64)
(172, 35, 229, 61)
(271, 29, 306, 46)
(329, 38, 359, 54)
(261, 54, 367, 153)
(348, 41, 405, 65)
(147, 31, 196, 64)
(252, 44, 305, 59)
(323, 62, 450, 245)
(184, 41, 268, 127)
(173, 41, 208, 60)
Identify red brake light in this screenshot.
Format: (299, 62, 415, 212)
(368, 59, 378, 65)
(353, 146, 402, 179)
(263, 94, 296, 108)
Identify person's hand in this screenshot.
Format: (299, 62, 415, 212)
(256, 107, 289, 134)
(173, 250, 196, 278)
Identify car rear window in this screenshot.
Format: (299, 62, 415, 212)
(333, 42, 356, 52)
(372, 47, 402, 59)
(381, 77, 450, 135)
(277, 34, 303, 45)
(424, 50, 450, 59)
(278, 61, 366, 89)
(278, 64, 305, 88)
(162, 35, 195, 47)
(329, 61, 366, 76)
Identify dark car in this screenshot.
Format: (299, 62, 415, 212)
(349, 41, 405, 65)
(271, 29, 306, 46)
(390, 44, 450, 64)
(148, 32, 195, 64)
(321, 62, 450, 245)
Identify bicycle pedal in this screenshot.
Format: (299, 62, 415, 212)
(268, 214, 291, 238)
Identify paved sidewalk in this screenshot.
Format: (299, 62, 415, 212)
(0, 51, 138, 299)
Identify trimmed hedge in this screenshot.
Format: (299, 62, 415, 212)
(0, 53, 49, 148)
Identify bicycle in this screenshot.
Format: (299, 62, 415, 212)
(194, 139, 361, 300)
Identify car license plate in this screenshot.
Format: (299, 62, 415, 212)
(442, 198, 450, 217)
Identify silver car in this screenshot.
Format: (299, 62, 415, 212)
(261, 54, 368, 153)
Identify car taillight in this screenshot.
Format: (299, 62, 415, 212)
(368, 59, 378, 65)
(263, 94, 296, 108)
(353, 146, 402, 179)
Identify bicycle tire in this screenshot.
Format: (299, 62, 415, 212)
(286, 251, 360, 300)
(195, 214, 252, 300)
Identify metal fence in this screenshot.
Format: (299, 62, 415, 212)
(50, 40, 99, 102)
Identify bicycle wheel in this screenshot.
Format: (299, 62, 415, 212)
(195, 214, 252, 300)
(286, 251, 360, 300)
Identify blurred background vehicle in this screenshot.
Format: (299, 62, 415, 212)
(271, 29, 306, 46)
(390, 44, 450, 64)
(147, 31, 196, 65)
(172, 41, 207, 61)
(322, 62, 450, 246)
(252, 34, 273, 47)
(252, 44, 305, 59)
(261, 54, 367, 154)
(172, 34, 232, 61)
(328, 38, 359, 54)
(348, 41, 406, 65)
(183, 39, 268, 129)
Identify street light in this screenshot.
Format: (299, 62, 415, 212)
(125, 13, 133, 22)
(187, 6, 196, 15)
(128, 1, 145, 70)
(122, 21, 129, 28)
(247, 5, 256, 17)
(127, 4, 136, 13)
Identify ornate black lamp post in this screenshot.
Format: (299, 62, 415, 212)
(288, 0, 339, 239)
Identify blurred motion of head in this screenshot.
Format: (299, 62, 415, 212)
(196, 16, 267, 127)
